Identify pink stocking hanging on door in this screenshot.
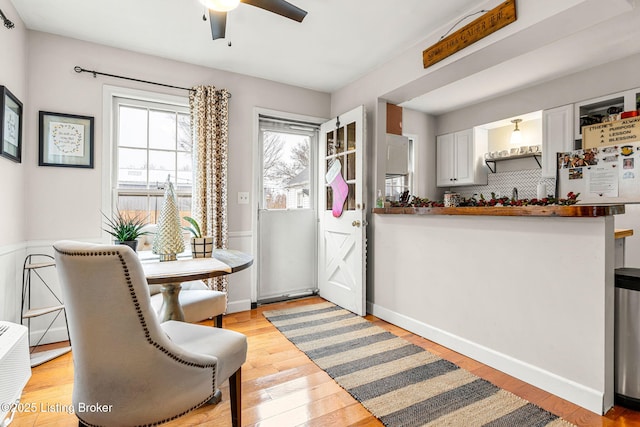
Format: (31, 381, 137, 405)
(325, 159, 348, 218)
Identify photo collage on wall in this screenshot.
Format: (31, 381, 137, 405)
(557, 144, 639, 199)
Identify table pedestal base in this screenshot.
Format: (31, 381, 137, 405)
(158, 283, 185, 322)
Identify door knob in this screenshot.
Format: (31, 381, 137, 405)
(352, 220, 361, 227)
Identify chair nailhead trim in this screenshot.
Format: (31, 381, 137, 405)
(55, 247, 219, 426)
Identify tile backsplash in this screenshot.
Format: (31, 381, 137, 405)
(455, 169, 556, 200)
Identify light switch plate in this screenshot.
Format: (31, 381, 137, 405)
(238, 192, 249, 204)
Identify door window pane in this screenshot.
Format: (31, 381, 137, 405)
(326, 186, 333, 211)
(326, 130, 335, 157)
(347, 122, 356, 151)
(346, 152, 356, 181)
(337, 126, 345, 154)
(262, 130, 311, 210)
(347, 183, 356, 210)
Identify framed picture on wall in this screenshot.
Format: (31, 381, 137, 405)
(0, 86, 23, 163)
(39, 111, 94, 168)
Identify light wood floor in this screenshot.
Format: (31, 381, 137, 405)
(11, 296, 640, 426)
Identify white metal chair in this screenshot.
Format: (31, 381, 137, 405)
(53, 240, 246, 427)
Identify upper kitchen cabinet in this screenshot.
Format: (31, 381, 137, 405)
(542, 105, 573, 178)
(436, 128, 488, 187)
(575, 89, 640, 144)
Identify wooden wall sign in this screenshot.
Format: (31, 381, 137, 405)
(582, 116, 640, 149)
(422, 0, 517, 69)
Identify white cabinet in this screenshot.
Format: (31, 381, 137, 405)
(542, 105, 574, 178)
(575, 88, 640, 142)
(436, 128, 487, 187)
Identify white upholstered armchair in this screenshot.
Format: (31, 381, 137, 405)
(53, 240, 247, 427)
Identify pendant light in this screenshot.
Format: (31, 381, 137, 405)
(200, 0, 240, 12)
(510, 119, 522, 145)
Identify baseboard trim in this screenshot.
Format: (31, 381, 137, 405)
(367, 301, 605, 415)
(227, 299, 251, 314)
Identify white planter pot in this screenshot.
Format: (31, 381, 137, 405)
(190, 237, 214, 258)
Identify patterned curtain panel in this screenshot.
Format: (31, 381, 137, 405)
(190, 86, 230, 294)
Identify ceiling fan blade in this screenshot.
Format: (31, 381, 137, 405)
(242, 0, 307, 22)
(208, 10, 227, 40)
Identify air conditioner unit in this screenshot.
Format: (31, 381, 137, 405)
(0, 321, 31, 425)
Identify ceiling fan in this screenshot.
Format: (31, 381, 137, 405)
(202, 0, 307, 40)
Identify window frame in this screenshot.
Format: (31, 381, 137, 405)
(102, 86, 190, 239)
(384, 136, 414, 201)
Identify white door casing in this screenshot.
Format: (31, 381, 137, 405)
(318, 105, 366, 316)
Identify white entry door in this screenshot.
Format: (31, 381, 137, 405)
(318, 105, 366, 315)
(257, 116, 319, 302)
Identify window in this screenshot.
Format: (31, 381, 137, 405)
(385, 136, 414, 201)
(113, 96, 192, 223)
(259, 116, 317, 210)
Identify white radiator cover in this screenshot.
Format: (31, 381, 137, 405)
(0, 322, 31, 423)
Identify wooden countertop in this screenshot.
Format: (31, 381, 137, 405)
(616, 229, 634, 239)
(372, 204, 625, 217)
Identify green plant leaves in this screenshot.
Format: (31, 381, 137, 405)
(102, 210, 150, 241)
(182, 216, 202, 238)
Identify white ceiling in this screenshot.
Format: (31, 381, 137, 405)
(9, 0, 640, 116)
(9, 0, 482, 93)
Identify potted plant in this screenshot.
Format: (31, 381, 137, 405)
(102, 210, 150, 252)
(183, 216, 213, 258)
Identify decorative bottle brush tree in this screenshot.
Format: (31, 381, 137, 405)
(153, 178, 185, 261)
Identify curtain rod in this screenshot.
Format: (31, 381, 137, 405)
(73, 66, 231, 98)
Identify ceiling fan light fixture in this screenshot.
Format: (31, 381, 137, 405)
(200, 0, 240, 12)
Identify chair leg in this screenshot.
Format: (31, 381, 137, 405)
(215, 314, 223, 328)
(229, 368, 241, 427)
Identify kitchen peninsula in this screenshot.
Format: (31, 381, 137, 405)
(371, 204, 625, 415)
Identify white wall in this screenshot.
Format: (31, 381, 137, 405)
(0, 0, 28, 323)
(372, 213, 615, 413)
(0, 29, 330, 328)
(402, 108, 438, 200)
(488, 119, 542, 153)
(436, 53, 640, 135)
(24, 31, 330, 242)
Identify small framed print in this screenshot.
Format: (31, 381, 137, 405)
(39, 111, 94, 168)
(1, 86, 23, 163)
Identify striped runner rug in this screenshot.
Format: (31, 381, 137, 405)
(263, 301, 576, 427)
